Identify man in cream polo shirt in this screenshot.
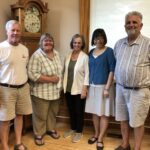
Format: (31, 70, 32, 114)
(0, 20, 32, 150)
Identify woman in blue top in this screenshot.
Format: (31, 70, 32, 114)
(85, 28, 116, 150)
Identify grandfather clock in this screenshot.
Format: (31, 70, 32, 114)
(11, 0, 49, 56)
(10, 0, 48, 132)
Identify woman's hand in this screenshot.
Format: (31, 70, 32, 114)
(103, 89, 109, 98)
(37, 74, 59, 83)
(81, 86, 88, 99)
(49, 75, 59, 83)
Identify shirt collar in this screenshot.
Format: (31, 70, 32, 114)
(123, 34, 142, 46)
(39, 48, 56, 57)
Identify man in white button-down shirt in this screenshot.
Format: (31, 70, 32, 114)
(114, 11, 150, 150)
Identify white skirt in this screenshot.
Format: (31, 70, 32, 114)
(85, 84, 115, 117)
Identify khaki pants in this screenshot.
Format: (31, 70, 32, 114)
(31, 95, 60, 136)
(0, 83, 32, 121)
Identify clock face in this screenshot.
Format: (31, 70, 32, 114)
(24, 6, 41, 33)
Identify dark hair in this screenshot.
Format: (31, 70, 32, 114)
(70, 34, 86, 50)
(39, 33, 54, 49)
(91, 28, 107, 46)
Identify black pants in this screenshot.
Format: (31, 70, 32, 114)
(65, 92, 86, 133)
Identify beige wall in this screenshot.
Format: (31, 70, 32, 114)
(0, 0, 79, 61)
(45, 0, 79, 61)
(0, 0, 11, 41)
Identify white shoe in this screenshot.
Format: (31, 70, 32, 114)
(63, 130, 75, 138)
(72, 133, 82, 143)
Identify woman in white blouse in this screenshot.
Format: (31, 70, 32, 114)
(63, 34, 89, 143)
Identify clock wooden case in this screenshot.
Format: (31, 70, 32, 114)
(10, 0, 48, 132)
(11, 0, 49, 56)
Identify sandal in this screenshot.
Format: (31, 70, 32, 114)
(97, 141, 104, 150)
(34, 136, 44, 146)
(115, 145, 131, 150)
(14, 143, 27, 150)
(88, 136, 98, 144)
(47, 130, 60, 139)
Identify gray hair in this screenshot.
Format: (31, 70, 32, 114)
(125, 11, 143, 21)
(5, 20, 19, 31)
(39, 33, 54, 49)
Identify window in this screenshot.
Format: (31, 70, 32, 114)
(90, 0, 150, 49)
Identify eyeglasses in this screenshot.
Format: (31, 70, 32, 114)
(94, 37, 104, 41)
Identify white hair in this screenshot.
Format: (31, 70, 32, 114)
(5, 20, 19, 31)
(125, 11, 143, 22)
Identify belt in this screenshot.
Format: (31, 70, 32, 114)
(0, 83, 26, 88)
(117, 83, 149, 90)
(124, 86, 140, 90)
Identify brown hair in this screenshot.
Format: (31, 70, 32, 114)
(70, 34, 86, 50)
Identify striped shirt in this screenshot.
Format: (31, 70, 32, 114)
(28, 48, 62, 100)
(114, 34, 150, 87)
